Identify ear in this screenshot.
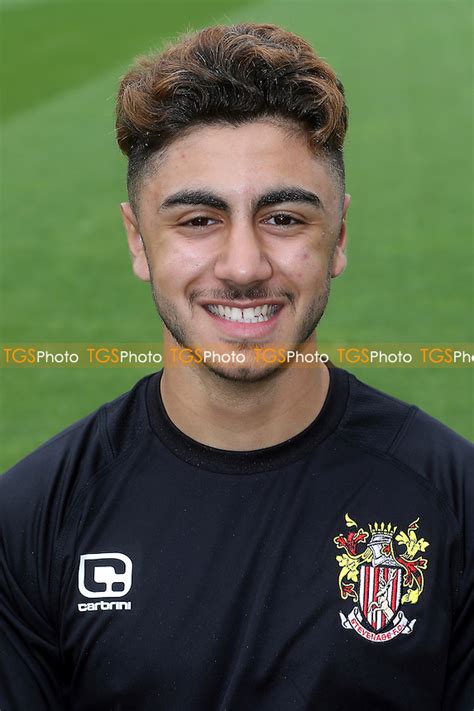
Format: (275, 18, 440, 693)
(120, 202, 151, 282)
(331, 193, 350, 278)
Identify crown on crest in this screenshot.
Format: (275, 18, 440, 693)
(368, 521, 397, 538)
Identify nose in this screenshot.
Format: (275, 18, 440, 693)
(214, 221, 273, 286)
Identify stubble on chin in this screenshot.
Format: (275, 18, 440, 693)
(150, 271, 331, 383)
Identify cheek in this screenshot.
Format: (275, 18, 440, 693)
(149, 241, 209, 288)
(279, 247, 326, 283)
(295, 249, 310, 279)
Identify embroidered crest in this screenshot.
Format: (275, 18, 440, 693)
(334, 514, 429, 643)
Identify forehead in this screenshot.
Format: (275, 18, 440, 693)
(139, 120, 340, 206)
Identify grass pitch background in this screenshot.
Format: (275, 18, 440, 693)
(1, 0, 472, 470)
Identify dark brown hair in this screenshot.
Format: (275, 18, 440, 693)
(116, 23, 348, 207)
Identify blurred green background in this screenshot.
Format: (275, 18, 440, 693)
(1, 0, 472, 470)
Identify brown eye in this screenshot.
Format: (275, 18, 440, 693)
(181, 216, 219, 228)
(264, 213, 302, 227)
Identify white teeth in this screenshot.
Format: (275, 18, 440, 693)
(206, 304, 279, 323)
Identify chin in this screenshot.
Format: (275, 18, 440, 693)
(204, 361, 284, 384)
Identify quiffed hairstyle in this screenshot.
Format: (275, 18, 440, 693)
(116, 23, 348, 206)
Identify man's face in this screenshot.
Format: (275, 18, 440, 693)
(121, 120, 349, 381)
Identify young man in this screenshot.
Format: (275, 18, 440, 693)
(0, 23, 472, 710)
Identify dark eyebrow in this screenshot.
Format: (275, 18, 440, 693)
(159, 190, 229, 212)
(253, 188, 323, 212)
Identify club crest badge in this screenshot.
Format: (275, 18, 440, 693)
(334, 514, 429, 643)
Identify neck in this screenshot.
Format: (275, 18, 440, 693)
(160, 336, 330, 451)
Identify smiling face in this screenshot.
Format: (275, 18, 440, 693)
(121, 119, 349, 381)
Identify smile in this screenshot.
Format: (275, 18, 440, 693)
(205, 304, 279, 323)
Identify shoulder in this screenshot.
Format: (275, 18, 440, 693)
(337, 370, 473, 521)
(0, 372, 156, 521)
(0, 372, 158, 621)
(339, 370, 472, 455)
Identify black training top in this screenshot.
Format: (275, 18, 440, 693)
(0, 367, 473, 710)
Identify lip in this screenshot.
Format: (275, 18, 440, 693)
(199, 299, 284, 309)
(201, 303, 283, 339)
